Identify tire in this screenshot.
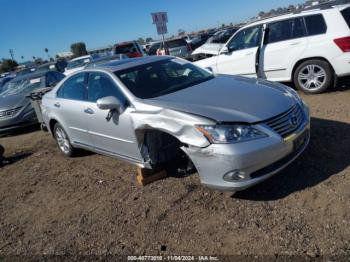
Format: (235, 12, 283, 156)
(53, 123, 75, 157)
(293, 59, 333, 94)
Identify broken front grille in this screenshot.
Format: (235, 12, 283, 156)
(0, 107, 22, 119)
(264, 104, 305, 138)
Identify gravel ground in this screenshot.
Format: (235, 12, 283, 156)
(0, 84, 350, 259)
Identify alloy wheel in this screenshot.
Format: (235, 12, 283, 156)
(55, 127, 70, 154)
(298, 64, 327, 91)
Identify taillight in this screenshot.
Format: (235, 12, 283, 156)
(334, 36, 350, 52)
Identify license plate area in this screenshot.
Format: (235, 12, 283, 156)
(293, 129, 309, 151)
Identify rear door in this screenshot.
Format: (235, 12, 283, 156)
(261, 17, 308, 81)
(55, 72, 93, 147)
(85, 72, 143, 161)
(216, 25, 263, 77)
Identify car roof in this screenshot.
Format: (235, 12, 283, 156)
(246, 3, 350, 27)
(10, 71, 52, 82)
(69, 55, 91, 62)
(89, 56, 172, 72)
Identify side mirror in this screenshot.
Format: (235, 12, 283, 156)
(97, 96, 124, 113)
(219, 46, 230, 55)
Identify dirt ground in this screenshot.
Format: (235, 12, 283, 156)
(0, 83, 350, 259)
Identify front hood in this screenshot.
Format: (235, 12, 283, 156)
(192, 43, 224, 55)
(0, 93, 30, 111)
(143, 75, 296, 123)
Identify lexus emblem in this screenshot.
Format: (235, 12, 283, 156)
(290, 115, 298, 126)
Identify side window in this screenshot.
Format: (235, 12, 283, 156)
(227, 25, 262, 51)
(52, 72, 65, 82)
(57, 73, 86, 100)
(46, 73, 57, 87)
(267, 18, 306, 44)
(304, 14, 327, 36)
(88, 72, 127, 104)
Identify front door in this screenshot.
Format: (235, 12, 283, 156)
(216, 25, 263, 77)
(85, 72, 143, 161)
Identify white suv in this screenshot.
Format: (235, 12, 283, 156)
(195, 4, 350, 94)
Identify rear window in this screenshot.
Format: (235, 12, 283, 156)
(166, 39, 187, 48)
(341, 8, 350, 28)
(267, 18, 306, 44)
(304, 14, 327, 36)
(115, 43, 137, 54)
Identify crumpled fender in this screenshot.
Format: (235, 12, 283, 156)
(130, 101, 215, 148)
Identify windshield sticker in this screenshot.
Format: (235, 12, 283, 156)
(83, 59, 90, 63)
(30, 78, 41, 84)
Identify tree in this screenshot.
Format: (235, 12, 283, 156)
(258, 11, 265, 17)
(178, 29, 185, 35)
(145, 37, 153, 43)
(32, 56, 36, 61)
(137, 37, 145, 45)
(44, 48, 50, 59)
(34, 58, 44, 65)
(0, 59, 18, 73)
(70, 42, 88, 58)
(221, 23, 225, 28)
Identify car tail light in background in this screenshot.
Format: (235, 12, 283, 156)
(334, 36, 350, 52)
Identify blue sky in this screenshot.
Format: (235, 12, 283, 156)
(0, 0, 302, 60)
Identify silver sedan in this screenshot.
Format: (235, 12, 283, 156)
(42, 56, 310, 192)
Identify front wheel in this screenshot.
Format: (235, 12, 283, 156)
(293, 59, 333, 94)
(53, 123, 75, 157)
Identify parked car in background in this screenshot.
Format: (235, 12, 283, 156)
(64, 55, 92, 76)
(188, 33, 212, 50)
(0, 75, 15, 93)
(86, 54, 128, 68)
(42, 56, 309, 192)
(147, 42, 162, 56)
(36, 60, 67, 73)
(191, 29, 238, 61)
(16, 67, 36, 76)
(195, 4, 350, 94)
(113, 41, 146, 58)
(0, 71, 64, 133)
(155, 38, 192, 58)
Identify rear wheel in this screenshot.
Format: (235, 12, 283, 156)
(293, 59, 333, 94)
(53, 123, 75, 157)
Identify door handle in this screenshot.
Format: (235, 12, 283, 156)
(84, 108, 94, 114)
(290, 42, 301, 46)
(54, 102, 60, 108)
(245, 52, 254, 56)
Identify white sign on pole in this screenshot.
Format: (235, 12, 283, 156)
(151, 12, 168, 24)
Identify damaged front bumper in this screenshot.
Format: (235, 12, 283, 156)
(183, 123, 310, 192)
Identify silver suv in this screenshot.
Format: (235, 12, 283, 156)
(42, 56, 310, 192)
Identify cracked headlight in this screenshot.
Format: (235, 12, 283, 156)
(196, 125, 268, 144)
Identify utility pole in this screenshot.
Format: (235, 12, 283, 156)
(9, 49, 14, 61)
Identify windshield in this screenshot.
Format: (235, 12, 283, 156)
(0, 77, 42, 96)
(166, 39, 187, 48)
(66, 58, 91, 70)
(115, 58, 214, 99)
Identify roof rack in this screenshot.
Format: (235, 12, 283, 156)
(294, 0, 348, 13)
